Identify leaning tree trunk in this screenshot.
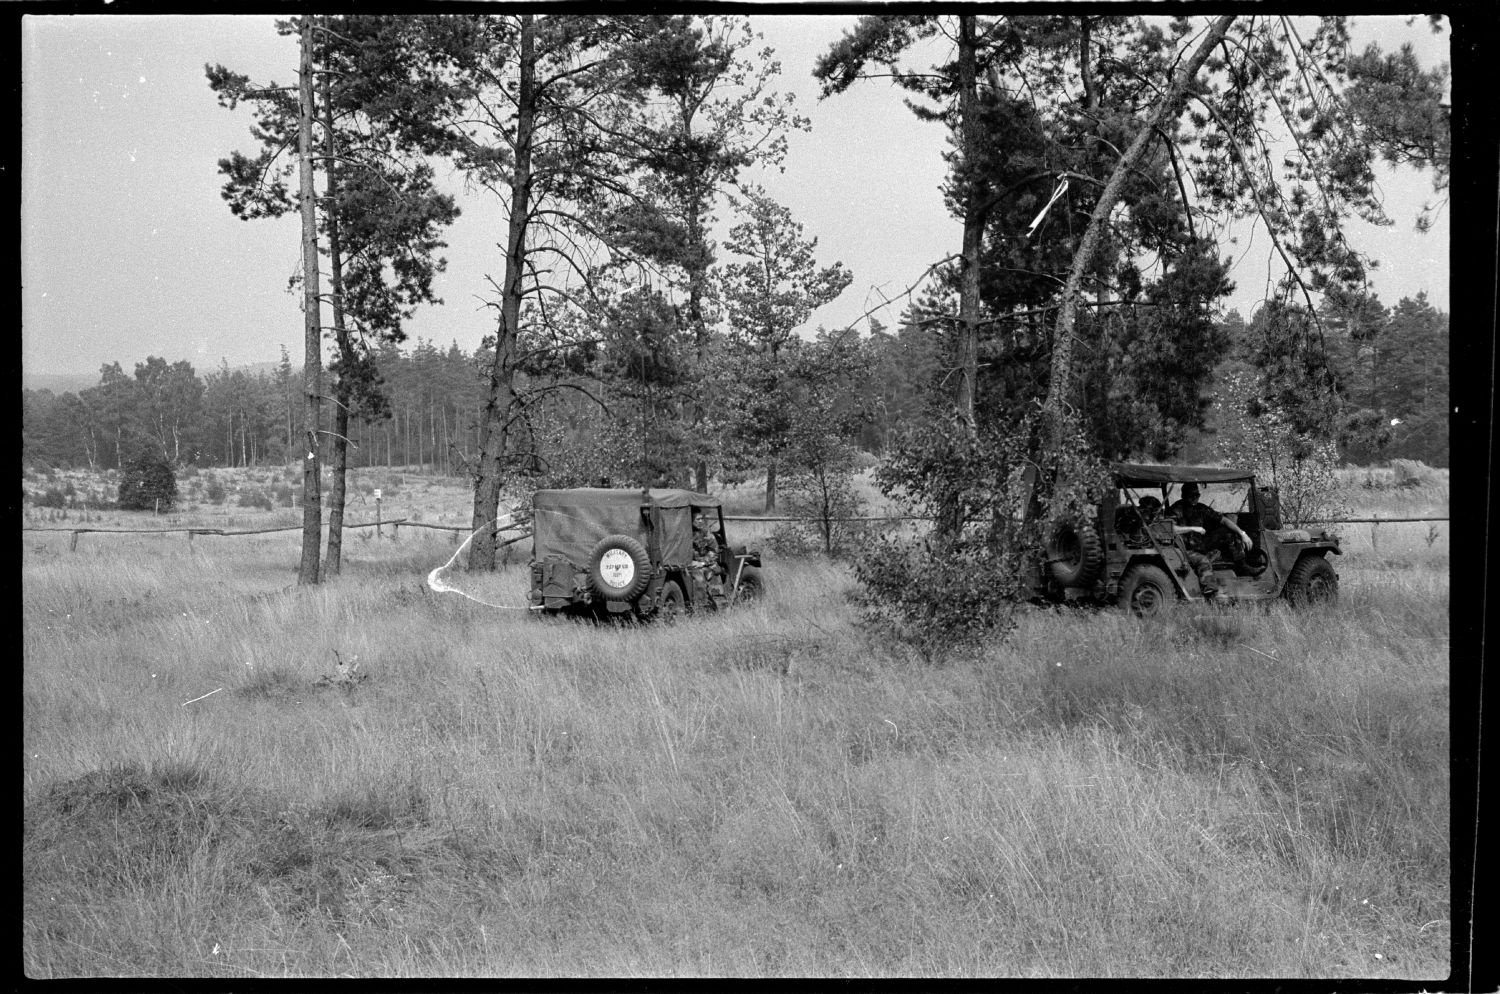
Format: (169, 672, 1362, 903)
(296, 14, 324, 586)
(468, 14, 534, 571)
(1039, 14, 1234, 511)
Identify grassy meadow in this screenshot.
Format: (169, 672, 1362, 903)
(22, 464, 1452, 978)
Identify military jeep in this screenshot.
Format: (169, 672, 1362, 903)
(527, 488, 763, 621)
(1032, 463, 1341, 616)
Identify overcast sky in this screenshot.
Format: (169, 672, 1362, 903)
(21, 13, 1451, 380)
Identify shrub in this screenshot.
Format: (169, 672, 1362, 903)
(852, 411, 1098, 661)
(778, 436, 868, 558)
(204, 476, 227, 505)
(854, 536, 1025, 662)
(1391, 458, 1433, 488)
(237, 489, 275, 511)
(117, 454, 177, 512)
(273, 483, 294, 507)
(36, 488, 68, 510)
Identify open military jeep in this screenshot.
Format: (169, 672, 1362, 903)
(528, 488, 763, 621)
(1031, 463, 1341, 616)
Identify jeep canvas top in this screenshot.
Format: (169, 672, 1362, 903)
(529, 487, 760, 621)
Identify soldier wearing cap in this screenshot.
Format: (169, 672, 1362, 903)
(1169, 482, 1253, 584)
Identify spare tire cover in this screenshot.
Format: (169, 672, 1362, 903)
(589, 534, 652, 601)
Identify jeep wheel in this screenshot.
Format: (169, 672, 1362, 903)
(1285, 555, 1337, 607)
(658, 580, 686, 623)
(1119, 563, 1175, 618)
(588, 534, 652, 602)
(734, 568, 763, 603)
(1047, 519, 1105, 588)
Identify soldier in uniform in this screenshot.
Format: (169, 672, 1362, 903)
(691, 512, 727, 605)
(1168, 482, 1254, 591)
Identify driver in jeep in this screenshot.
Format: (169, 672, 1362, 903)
(1169, 482, 1252, 574)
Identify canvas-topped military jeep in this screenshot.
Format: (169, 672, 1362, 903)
(528, 487, 763, 621)
(1034, 463, 1341, 616)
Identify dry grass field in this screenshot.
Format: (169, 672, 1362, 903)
(22, 464, 1453, 979)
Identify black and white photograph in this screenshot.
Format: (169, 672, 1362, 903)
(21, 8, 1472, 982)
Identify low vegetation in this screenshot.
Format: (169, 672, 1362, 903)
(22, 466, 1449, 978)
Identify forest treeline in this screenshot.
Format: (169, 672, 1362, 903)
(23, 287, 1448, 480)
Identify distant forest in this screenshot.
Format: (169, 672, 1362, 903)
(24, 290, 1448, 480)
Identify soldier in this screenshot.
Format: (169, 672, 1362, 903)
(691, 513, 718, 566)
(1170, 484, 1251, 559)
(691, 513, 727, 604)
(1169, 482, 1253, 590)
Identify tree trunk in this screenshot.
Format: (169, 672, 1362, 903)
(469, 14, 534, 571)
(688, 174, 711, 494)
(1040, 14, 1234, 490)
(764, 458, 777, 513)
(955, 13, 982, 432)
(322, 51, 350, 579)
(441, 404, 450, 476)
(936, 13, 985, 547)
(296, 14, 323, 586)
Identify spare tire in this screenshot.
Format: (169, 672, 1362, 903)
(1047, 519, 1105, 588)
(588, 534, 652, 602)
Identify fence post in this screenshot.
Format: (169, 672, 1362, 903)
(1370, 514, 1379, 554)
(70, 530, 79, 552)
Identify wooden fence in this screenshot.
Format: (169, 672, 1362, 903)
(21, 516, 528, 551)
(24, 511, 1445, 552)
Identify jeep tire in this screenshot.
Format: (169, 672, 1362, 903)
(1285, 555, 1337, 607)
(588, 534, 652, 602)
(1047, 519, 1105, 588)
(735, 567, 763, 602)
(1119, 563, 1175, 617)
(657, 579, 686, 623)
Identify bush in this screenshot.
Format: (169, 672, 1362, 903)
(854, 537, 1025, 663)
(35, 487, 68, 509)
(273, 483, 294, 507)
(853, 411, 1098, 661)
(204, 476, 227, 505)
(237, 489, 275, 511)
(778, 444, 868, 558)
(1391, 458, 1434, 488)
(117, 454, 177, 512)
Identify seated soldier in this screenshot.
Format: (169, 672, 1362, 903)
(691, 513, 719, 567)
(1115, 495, 1163, 547)
(691, 513, 727, 600)
(1169, 482, 1252, 574)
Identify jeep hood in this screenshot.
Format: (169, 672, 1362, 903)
(1112, 463, 1257, 487)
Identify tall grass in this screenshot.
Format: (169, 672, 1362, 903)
(23, 478, 1451, 979)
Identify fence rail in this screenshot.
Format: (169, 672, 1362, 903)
(22, 514, 536, 551)
(24, 510, 1445, 553)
